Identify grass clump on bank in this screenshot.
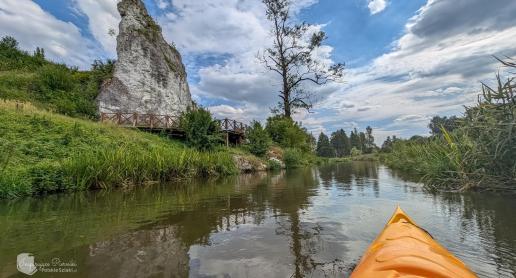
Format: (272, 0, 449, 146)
(0, 101, 237, 199)
(382, 59, 516, 192)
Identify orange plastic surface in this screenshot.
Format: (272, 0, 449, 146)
(350, 206, 477, 278)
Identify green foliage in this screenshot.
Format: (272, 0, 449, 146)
(179, 108, 223, 151)
(316, 132, 334, 157)
(0, 102, 237, 199)
(0, 36, 114, 119)
(35, 64, 75, 92)
(384, 59, 516, 191)
(267, 158, 282, 170)
(428, 116, 461, 136)
(350, 147, 362, 157)
(330, 129, 350, 157)
(0, 36, 47, 71)
(283, 148, 309, 168)
(265, 115, 311, 152)
(245, 121, 271, 156)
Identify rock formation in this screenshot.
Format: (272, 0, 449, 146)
(97, 0, 192, 116)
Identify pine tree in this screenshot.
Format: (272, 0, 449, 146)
(359, 132, 366, 152)
(365, 126, 375, 153)
(381, 136, 393, 152)
(316, 132, 335, 157)
(350, 128, 360, 150)
(330, 129, 350, 157)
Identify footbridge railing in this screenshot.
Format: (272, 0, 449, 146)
(100, 112, 248, 135)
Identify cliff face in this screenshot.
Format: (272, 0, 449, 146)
(97, 0, 192, 116)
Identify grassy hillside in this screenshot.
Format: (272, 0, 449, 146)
(0, 36, 110, 119)
(0, 101, 238, 199)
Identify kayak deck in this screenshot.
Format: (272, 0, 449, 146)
(350, 206, 477, 278)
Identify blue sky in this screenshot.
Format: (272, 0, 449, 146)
(1, 0, 516, 144)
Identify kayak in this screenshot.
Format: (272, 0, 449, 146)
(350, 206, 477, 278)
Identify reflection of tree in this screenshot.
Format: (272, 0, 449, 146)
(321, 162, 379, 193)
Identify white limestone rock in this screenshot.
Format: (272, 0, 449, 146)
(97, 0, 192, 116)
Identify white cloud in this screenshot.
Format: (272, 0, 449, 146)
(318, 0, 516, 141)
(156, 0, 169, 9)
(73, 0, 120, 57)
(367, 0, 388, 15)
(155, 0, 324, 123)
(0, 0, 95, 68)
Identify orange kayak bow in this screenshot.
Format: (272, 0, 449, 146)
(350, 206, 477, 278)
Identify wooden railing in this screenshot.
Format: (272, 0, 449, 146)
(100, 112, 248, 134)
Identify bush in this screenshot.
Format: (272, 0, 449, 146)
(179, 107, 223, 151)
(245, 121, 271, 156)
(350, 147, 362, 157)
(283, 148, 310, 169)
(265, 115, 311, 152)
(267, 159, 282, 170)
(35, 64, 74, 93)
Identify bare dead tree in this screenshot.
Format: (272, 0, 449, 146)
(260, 0, 344, 118)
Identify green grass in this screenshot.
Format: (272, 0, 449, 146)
(0, 101, 238, 199)
(0, 40, 111, 119)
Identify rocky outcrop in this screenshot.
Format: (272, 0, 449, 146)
(97, 0, 192, 116)
(233, 155, 268, 172)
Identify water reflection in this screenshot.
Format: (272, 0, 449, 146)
(0, 162, 514, 277)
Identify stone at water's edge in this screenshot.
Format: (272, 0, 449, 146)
(97, 0, 192, 116)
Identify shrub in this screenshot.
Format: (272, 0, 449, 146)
(350, 147, 362, 157)
(265, 115, 311, 151)
(179, 107, 223, 151)
(267, 158, 282, 170)
(35, 64, 74, 93)
(245, 121, 271, 156)
(283, 148, 308, 169)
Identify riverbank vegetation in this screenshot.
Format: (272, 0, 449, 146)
(382, 59, 516, 192)
(0, 100, 239, 199)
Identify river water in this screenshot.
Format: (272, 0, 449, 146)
(0, 162, 515, 277)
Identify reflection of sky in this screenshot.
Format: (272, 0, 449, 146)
(187, 165, 505, 278)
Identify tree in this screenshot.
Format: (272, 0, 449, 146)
(179, 108, 223, 151)
(381, 136, 393, 153)
(265, 115, 311, 152)
(316, 132, 334, 157)
(365, 126, 375, 153)
(428, 116, 460, 136)
(330, 129, 350, 157)
(349, 128, 360, 150)
(260, 0, 344, 118)
(358, 132, 366, 152)
(34, 47, 45, 60)
(0, 36, 18, 50)
(246, 121, 272, 156)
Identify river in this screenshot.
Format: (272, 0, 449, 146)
(0, 162, 515, 277)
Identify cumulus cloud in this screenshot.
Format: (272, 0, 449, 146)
(319, 0, 516, 141)
(156, 0, 325, 122)
(367, 0, 388, 15)
(0, 0, 95, 68)
(73, 0, 120, 57)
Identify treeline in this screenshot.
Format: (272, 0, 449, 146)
(315, 127, 376, 158)
(382, 58, 516, 192)
(0, 36, 113, 119)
